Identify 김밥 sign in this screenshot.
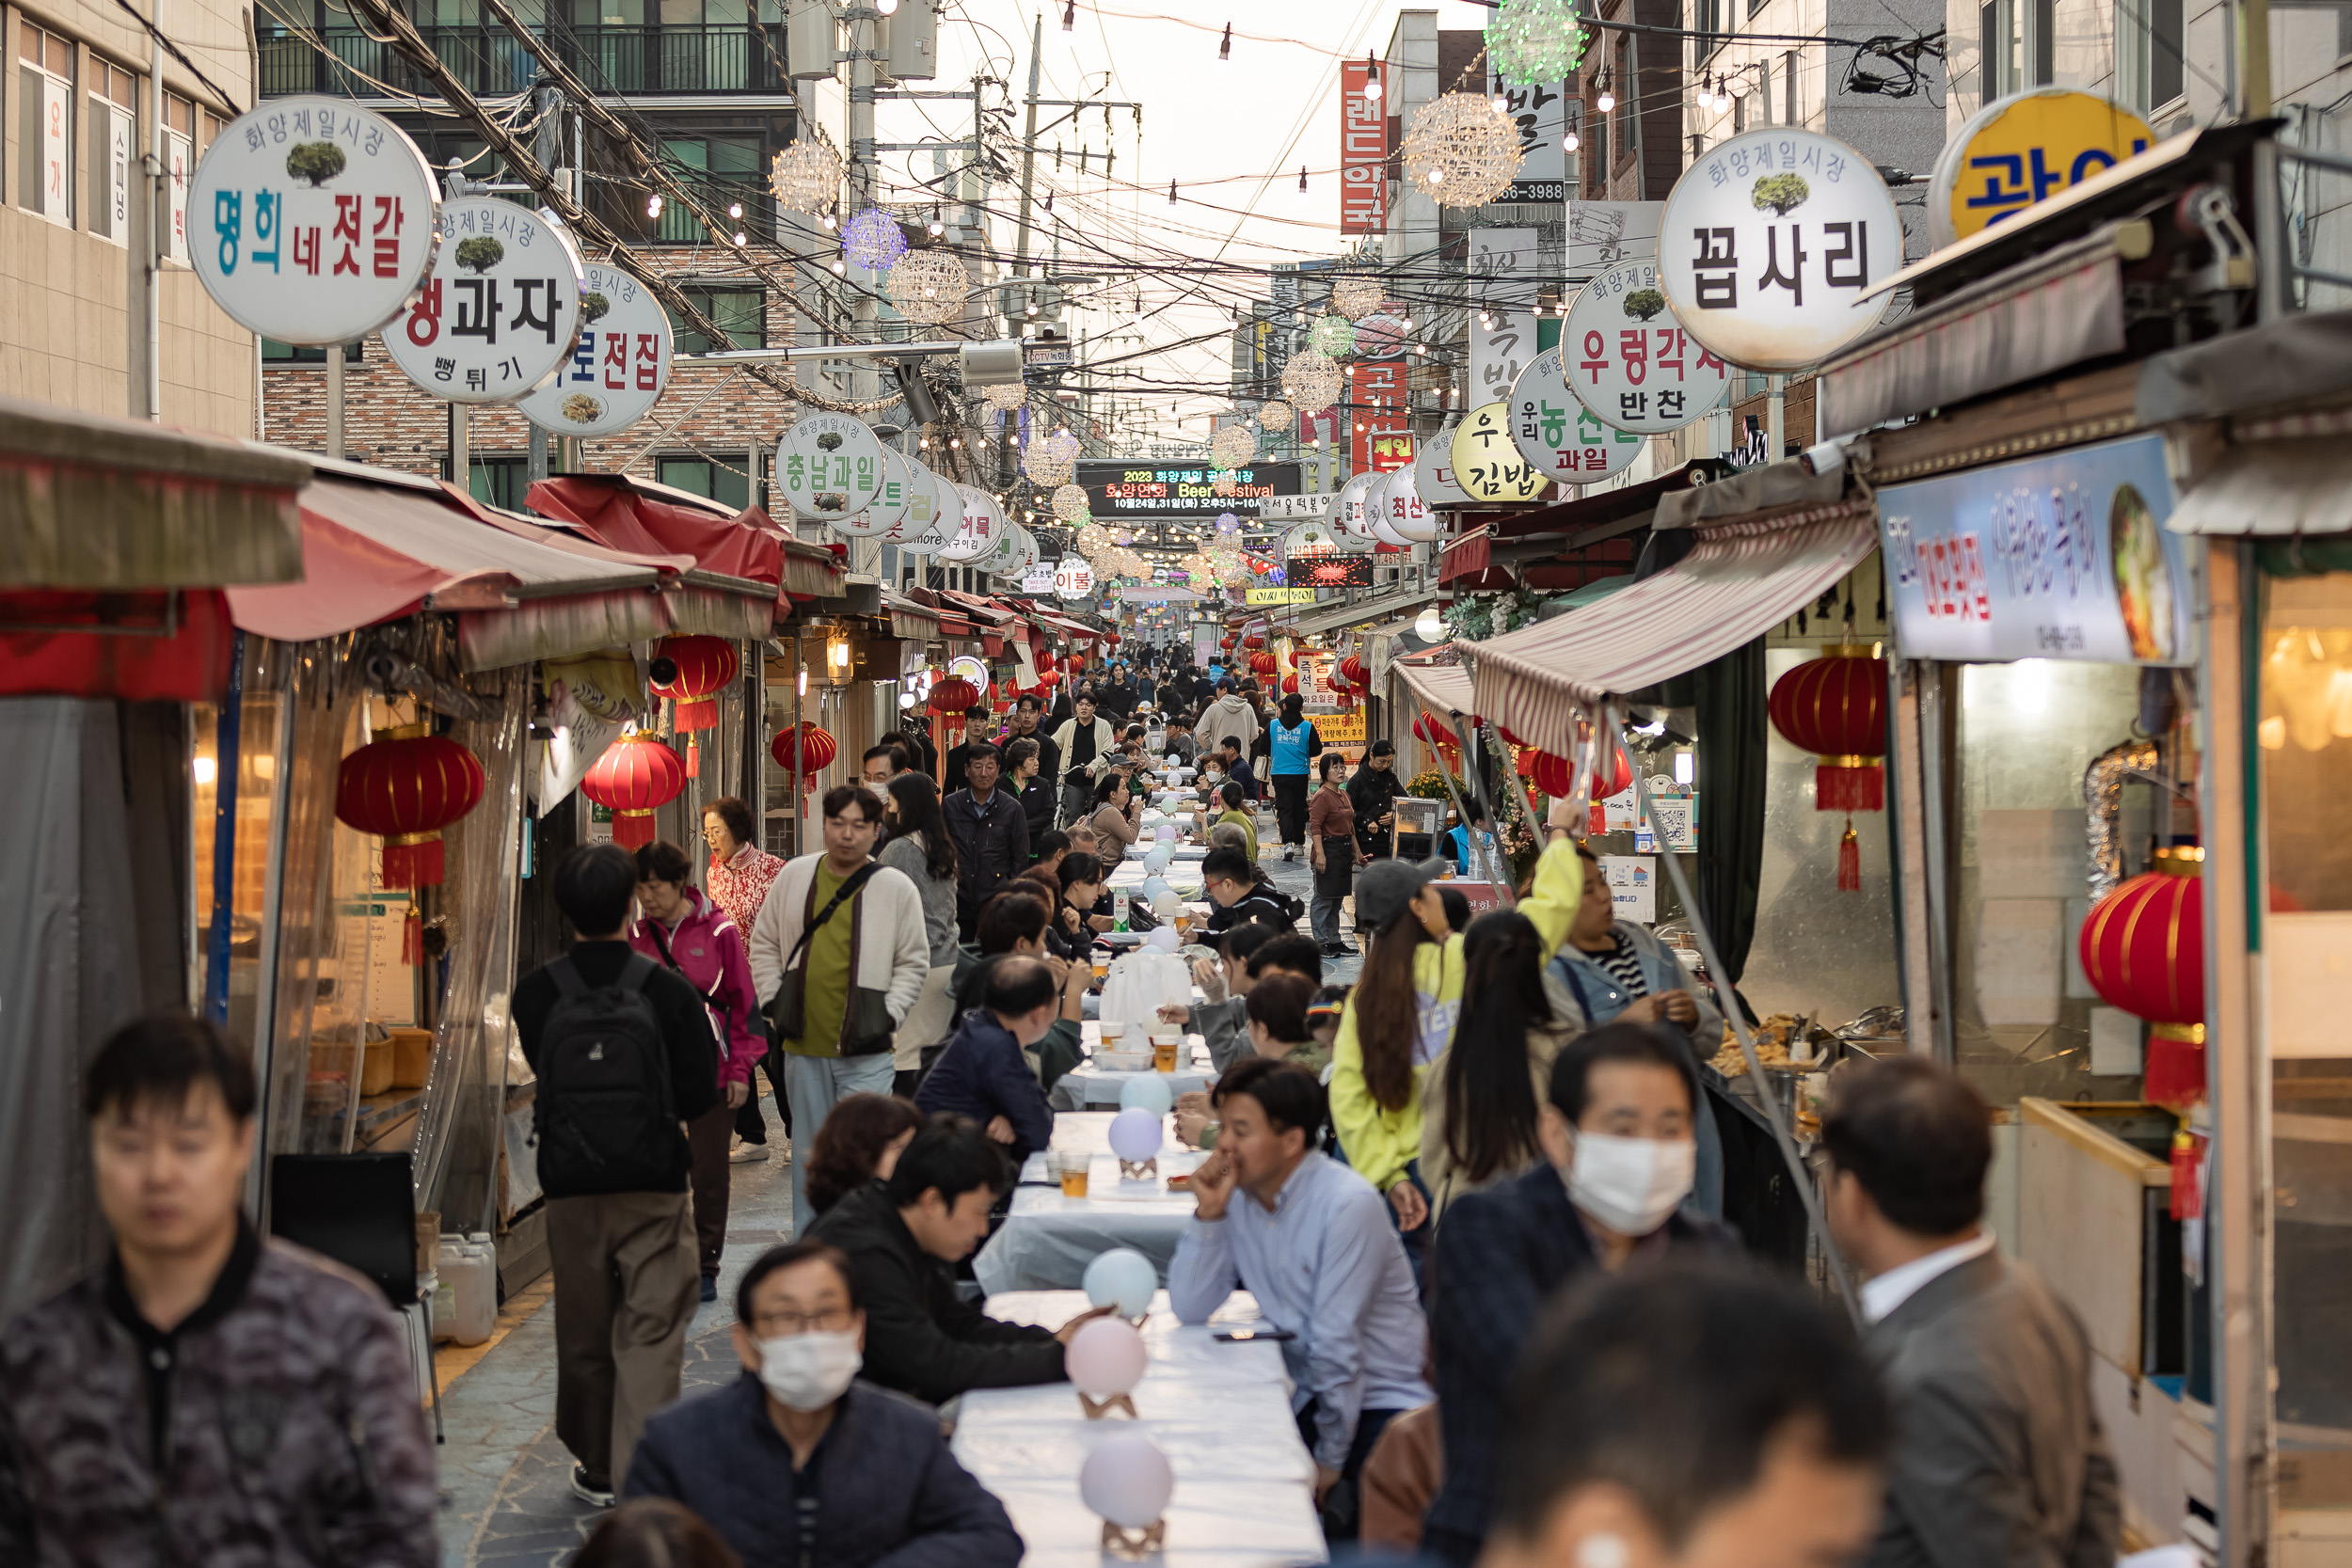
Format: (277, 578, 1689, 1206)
(384, 197, 584, 404)
(1657, 128, 1900, 372)
(1508, 351, 1645, 483)
(1878, 433, 2191, 665)
(775, 414, 888, 520)
(1927, 88, 2153, 247)
(190, 99, 439, 344)
(520, 262, 672, 437)
(1453, 402, 1549, 502)
(1559, 259, 1732, 433)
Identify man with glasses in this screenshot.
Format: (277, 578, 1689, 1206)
(623, 1240, 1022, 1568)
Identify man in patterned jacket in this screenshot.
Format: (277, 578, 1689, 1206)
(0, 1012, 437, 1565)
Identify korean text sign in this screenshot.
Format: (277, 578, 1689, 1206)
(1878, 433, 2191, 665)
(1340, 59, 1388, 235)
(1559, 259, 1732, 433)
(1927, 88, 2153, 247)
(385, 197, 584, 404)
(523, 262, 671, 436)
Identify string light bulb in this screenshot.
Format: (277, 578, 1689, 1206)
(1168, 180, 1178, 205)
(645, 193, 663, 217)
(1361, 53, 1382, 101)
(929, 204, 945, 236)
(1061, 0, 1074, 28)
(727, 201, 743, 219)
(1597, 70, 1617, 113)
(1298, 165, 1308, 191)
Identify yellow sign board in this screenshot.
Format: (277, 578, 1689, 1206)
(1450, 401, 1549, 503)
(1247, 587, 1316, 605)
(1317, 709, 1368, 754)
(1929, 88, 2153, 247)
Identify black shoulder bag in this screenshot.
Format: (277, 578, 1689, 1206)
(765, 863, 880, 1038)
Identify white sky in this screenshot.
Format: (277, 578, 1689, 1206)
(845, 0, 1506, 447)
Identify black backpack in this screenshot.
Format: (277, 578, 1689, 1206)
(534, 954, 677, 1194)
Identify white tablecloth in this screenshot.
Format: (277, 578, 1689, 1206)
(974, 1112, 1209, 1293)
(955, 1289, 1327, 1568)
(1049, 1022, 1216, 1110)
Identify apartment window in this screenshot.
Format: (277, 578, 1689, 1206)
(655, 135, 762, 243)
(1613, 35, 1634, 177)
(165, 92, 196, 262)
(464, 456, 531, 510)
(2117, 0, 2185, 112)
(1980, 0, 2057, 103)
(666, 285, 765, 352)
(657, 454, 751, 511)
(87, 56, 135, 245)
(20, 24, 76, 226)
(1692, 0, 1723, 49)
(262, 339, 366, 364)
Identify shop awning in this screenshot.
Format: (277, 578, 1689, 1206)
(1468, 510, 1881, 755)
(1440, 527, 1491, 585)
(885, 591, 942, 641)
(1267, 584, 1439, 641)
(527, 474, 843, 603)
(2165, 438, 2352, 535)
(2137, 307, 2352, 426)
(0, 589, 241, 700)
(1391, 652, 1476, 718)
(2, 396, 309, 591)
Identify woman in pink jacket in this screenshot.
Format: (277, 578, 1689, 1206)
(630, 839, 762, 1302)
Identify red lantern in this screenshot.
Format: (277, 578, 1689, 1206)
(1247, 651, 1274, 676)
(1036, 652, 1057, 673)
(1243, 633, 1265, 651)
(1041, 668, 1063, 688)
(2079, 847, 2207, 1111)
(1411, 713, 1457, 751)
(1767, 643, 1887, 892)
(770, 722, 839, 790)
(650, 636, 739, 732)
(334, 728, 485, 889)
(582, 734, 687, 848)
(1220, 635, 1237, 652)
(928, 676, 979, 715)
(1528, 745, 1633, 833)
(1281, 673, 1299, 695)
(1339, 654, 1366, 688)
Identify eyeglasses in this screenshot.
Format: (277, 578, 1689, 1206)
(749, 1307, 856, 1336)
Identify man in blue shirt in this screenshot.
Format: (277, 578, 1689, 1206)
(1168, 1057, 1430, 1541)
(1266, 692, 1322, 863)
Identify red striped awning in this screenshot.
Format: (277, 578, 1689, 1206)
(1438, 525, 1490, 584)
(1468, 506, 1880, 756)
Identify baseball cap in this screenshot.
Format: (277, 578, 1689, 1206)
(1354, 856, 1443, 930)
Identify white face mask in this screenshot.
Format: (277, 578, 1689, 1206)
(1564, 1132, 1696, 1237)
(757, 1330, 863, 1412)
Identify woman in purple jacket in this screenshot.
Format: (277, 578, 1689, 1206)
(633, 839, 764, 1301)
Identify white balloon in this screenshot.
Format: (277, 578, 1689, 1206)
(1067, 1316, 1151, 1398)
(1083, 1247, 1160, 1318)
(1079, 1431, 1175, 1528)
(1107, 1105, 1166, 1159)
(1145, 926, 1180, 952)
(1144, 845, 1173, 873)
(1119, 1074, 1175, 1115)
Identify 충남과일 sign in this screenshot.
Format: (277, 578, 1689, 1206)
(1878, 432, 2191, 666)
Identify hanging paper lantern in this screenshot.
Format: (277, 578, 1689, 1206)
(1308, 314, 1357, 356)
(582, 733, 687, 849)
(770, 721, 839, 790)
(840, 206, 909, 272)
(1403, 91, 1525, 207)
(927, 675, 980, 715)
(1258, 399, 1293, 431)
(1051, 483, 1091, 522)
(1219, 635, 1237, 652)
(335, 729, 486, 889)
(1331, 270, 1383, 320)
(1486, 0, 1590, 84)
(1249, 651, 1278, 675)
(1528, 745, 1633, 834)
(1242, 632, 1265, 651)
(650, 635, 739, 733)
(1210, 422, 1257, 469)
(1412, 713, 1458, 751)
(1280, 348, 1343, 415)
(1339, 653, 1367, 689)
(884, 249, 969, 326)
(1040, 669, 1062, 688)
(2079, 847, 2207, 1110)
(1767, 644, 1887, 892)
(1281, 673, 1298, 694)
(769, 138, 841, 215)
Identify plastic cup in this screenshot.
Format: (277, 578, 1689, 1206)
(1055, 1152, 1091, 1198)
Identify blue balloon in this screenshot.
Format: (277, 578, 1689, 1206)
(1084, 1247, 1160, 1317)
(1107, 1105, 1166, 1161)
(1119, 1074, 1175, 1116)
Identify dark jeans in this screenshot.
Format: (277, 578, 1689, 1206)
(1273, 773, 1311, 846)
(734, 1031, 792, 1144)
(684, 1102, 733, 1279)
(1295, 1400, 1405, 1542)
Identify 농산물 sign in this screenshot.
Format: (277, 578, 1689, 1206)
(384, 197, 584, 404)
(521, 262, 672, 437)
(1559, 259, 1732, 434)
(1657, 128, 1900, 372)
(1878, 432, 2190, 665)
(191, 99, 439, 345)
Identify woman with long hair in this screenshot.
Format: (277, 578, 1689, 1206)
(1420, 910, 1574, 1220)
(802, 1091, 925, 1216)
(1086, 769, 1139, 855)
(880, 772, 961, 1097)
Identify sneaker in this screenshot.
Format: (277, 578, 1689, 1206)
(570, 1466, 614, 1509)
(1283, 845, 1298, 862)
(729, 1136, 768, 1164)
(699, 1275, 718, 1304)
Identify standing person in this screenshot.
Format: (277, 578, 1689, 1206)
(1003, 736, 1057, 850)
(860, 743, 905, 791)
(941, 743, 1031, 939)
(748, 785, 933, 1239)
(1006, 692, 1061, 791)
(1085, 770, 1141, 859)
(1050, 690, 1120, 828)
(914, 956, 1059, 1164)
(0, 1013, 438, 1563)
(1169, 1059, 1432, 1540)
(1345, 739, 1406, 863)
(1306, 752, 1363, 958)
(942, 710, 996, 798)
(1422, 1022, 1736, 1563)
(630, 840, 761, 1303)
(1195, 679, 1262, 759)
(1442, 799, 1504, 879)
(1418, 911, 1574, 1221)
(879, 772, 961, 1100)
(1821, 1058, 2122, 1568)
(706, 798, 792, 1165)
(513, 842, 723, 1505)
(1268, 692, 1322, 860)
(881, 725, 938, 784)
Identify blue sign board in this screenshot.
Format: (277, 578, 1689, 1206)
(1878, 433, 2191, 665)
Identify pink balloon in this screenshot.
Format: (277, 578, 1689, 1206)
(1066, 1316, 1149, 1398)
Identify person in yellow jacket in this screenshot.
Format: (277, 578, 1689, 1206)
(1328, 832, 1583, 1256)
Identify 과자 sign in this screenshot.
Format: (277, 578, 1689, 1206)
(1509, 348, 1646, 484)
(190, 98, 439, 345)
(1657, 128, 1900, 372)
(384, 197, 584, 404)
(776, 414, 888, 521)
(520, 262, 672, 437)
(1928, 88, 2153, 248)
(1559, 258, 1732, 433)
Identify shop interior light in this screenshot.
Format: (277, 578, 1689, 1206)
(1675, 752, 1695, 785)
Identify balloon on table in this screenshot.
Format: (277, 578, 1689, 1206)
(1083, 1247, 1160, 1318)
(1081, 1432, 1175, 1529)
(1066, 1316, 1150, 1398)
(1119, 1075, 1175, 1115)
(1154, 823, 1179, 843)
(1107, 1104, 1166, 1157)
(1144, 927, 1180, 952)
(1144, 845, 1172, 874)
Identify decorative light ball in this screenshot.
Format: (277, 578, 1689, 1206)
(1052, 483, 1091, 522)
(1281, 348, 1343, 414)
(1113, 528, 1135, 546)
(1258, 399, 1293, 431)
(885, 249, 969, 326)
(839, 206, 908, 271)
(769, 138, 841, 215)
(1079, 1431, 1175, 1530)
(1151, 889, 1184, 919)
(982, 379, 1028, 412)
(1308, 314, 1358, 356)
(1085, 1247, 1159, 1318)
(1139, 875, 1173, 904)
(1404, 91, 1526, 206)
(1216, 512, 1241, 535)
(1154, 823, 1178, 843)
(1210, 422, 1257, 469)
(1076, 523, 1112, 556)
(1331, 271, 1384, 319)
(1413, 606, 1447, 641)
(1023, 439, 1075, 487)
(1046, 429, 1081, 464)
(1486, 0, 1590, 84)
(1210, 470, 1240, 498)
(1107, 1105, 1166, 1161)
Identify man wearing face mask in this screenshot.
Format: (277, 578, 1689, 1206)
(1421, 1021, 1736, 1566)
(623, 1240, 1023, 1568)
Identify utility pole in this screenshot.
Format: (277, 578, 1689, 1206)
(1012, 13, 1043, 277)
(527, 81, 559, 483)
(132, 22, 162, 421)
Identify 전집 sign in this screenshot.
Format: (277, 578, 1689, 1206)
(1657, 128, 1900, 372)
(520, 262, 672, 438)
(384, 197, 584, 404)
(1878, 432, 2190, 665)
(1559, 259, 1732, 433)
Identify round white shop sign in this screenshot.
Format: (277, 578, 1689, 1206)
(892, 467, 956, 555)
(1376, 462, 1442, 545)
(1560, 259, 1734, 433)
(519, 261, 674, 437)
(939, 484, 1004, 563)
(1413, 413, 1474, 507)
(1054, 559, 1095, 599)
(383, 198, 584, 404)
(834, 446, 916, 538)
(189, 99, 439, 345)
(1508, 349, 1646, 484)
(775, 414, 888, 521)
(1451, 401, 1550, 503)
(1334, 470, 1384, 545)
(1657, 127, 1901, 371)
(1365, 468, 1410, 547)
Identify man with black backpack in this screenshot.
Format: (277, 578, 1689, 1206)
(512, 842, 722, 1510)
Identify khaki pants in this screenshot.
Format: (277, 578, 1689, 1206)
(547, 1190, 697, 1488)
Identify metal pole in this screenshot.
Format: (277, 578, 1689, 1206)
(1766, 372, 1786, 463)
(202, 632, 246, 1023)
(326, 343, 345, 459)
(847, 2, 880, 576)
(527, 83, 559, 483)
(134, 25, 162, 420)
(452, 403, 469, 495)
(1011, 12, 1042, 277)
(792, 628, 805, 858)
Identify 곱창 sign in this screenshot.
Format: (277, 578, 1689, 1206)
(1878, 433, 2190, 665)
(1928, 88, 2153, 248)
(190, 98, 439, 345)
(520, 262, 672, 438)
(1657, 128, 1900, 372)
(1558, 259, 1732, 434)
(384, 197, 583, 404)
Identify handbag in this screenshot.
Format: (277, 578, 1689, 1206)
(765, 863, 880, 1040)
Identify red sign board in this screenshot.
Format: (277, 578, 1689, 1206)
(1340, 60, 1387, 235)
(1350, 359, 1409, 472)
(1298, 405, 1343, 449)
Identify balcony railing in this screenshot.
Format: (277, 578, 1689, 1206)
(258, 22, 788, 99)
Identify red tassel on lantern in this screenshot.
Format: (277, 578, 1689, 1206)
(1836, 823, 1861, 892)
(402, 905, 423, 965)
(2169, 1128, 2206, 1221)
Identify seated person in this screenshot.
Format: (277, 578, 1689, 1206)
(1216, 736, 1261, 802)
(802, 1093, 925, 1221)
(1031, 829, 1072, 879)
(1055, 852, 1112, 949)
(624, 1240, 1024, 1568)
(1201, 846, 1295, 935)
(1443, 800, 1504, 879)
(946, 891, 1088, 1091)
(1249, 931, 1325, 988)
(1169, 1059, 1432, 1540)
(916, 957, 1060, 1164)
(1213, 780, 1260, 863)
(1164, 920, 1282, 1076)
(1180, 975, 1333, 1149)
(808, 1114, 1105, 1403)
(1307, 986, 1347, 1054)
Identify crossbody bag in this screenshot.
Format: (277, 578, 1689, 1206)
(765, 863, 879, 1041)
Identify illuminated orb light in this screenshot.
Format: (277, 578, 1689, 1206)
(1052, 483, 1091, 522)
(1024, 439, 1075, 487)
(1404, 91, 1525, 206)
(1486, 0, 1589, 83)
(1258, 398, 1293, 430)
(769, 138, 841, 215)
(886, 249, 969, 326)
(839, 207, 908, 271)
(982, 379, 1028, 412)
(1308, 314, 1357, 356)
(1216, 511, 1240, 533)
(1076, 523, 1112, 555)
(1281, 348, 1343, 414)
(1331, 271, 1383, 319)
(1209, 422, 1257, 469)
